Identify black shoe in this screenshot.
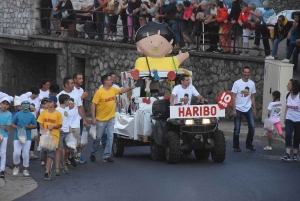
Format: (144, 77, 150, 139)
(119, 38, 128, 43)
(103, 157, 114, 163)
(234, 147, 241, 152)
(0, 171, 5, 178)
(44, 172, 51, 180)
(90, 154, 96, 162)
(213, 49, 222, 54)
(281, 153, 291, 161)
(246, 145, 256, 151)
(69, 157, 77, 167)
(293, 154, 298, 162)
(231, 51, 237, 54)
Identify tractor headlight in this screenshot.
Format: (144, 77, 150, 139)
(202, 118, 211, 124)
(185, 119, 195, 125)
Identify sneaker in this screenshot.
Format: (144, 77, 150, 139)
(213, 49, 222, 54)
(235, 51, 242, 55)
(90, 154, 96, 162)
(112, 37, 117, 41)
(234, 147, 241, 152)
(23, 170, 30, 177)
(240, 52, 249, 56)
(13, 167, 19, 175)
(205, 47, 214, 52)
(252, 46, 259, 50)
(181, 46, 189, 50)
(54, 168, 61, 176)
(66, 158, 71, 165)
(68, 157, 77, 167)
(293, 154, 298, 162)
(266, 55, 275, 60)
(37, 146, 41, 152)
(281, 153, 291, 161)
(103, 157, 114, 163)
(75, 155, 87, 164)
(246, 145, 256, 151)
(281, 59, 290, 63)
(44, 172, 51, 180)
(61, 165, 69, 174)
(263, 146, 272, 151)
(41, 161, 45, 166)
(0, 171, 5, 178)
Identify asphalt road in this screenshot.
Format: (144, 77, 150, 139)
(3, 131, 297, 201)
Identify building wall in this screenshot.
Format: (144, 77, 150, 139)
(269, 0, 300, 13)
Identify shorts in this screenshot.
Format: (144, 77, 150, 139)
(40, 150, 56, 158)
(232, 23, 243, 36)
(269, 29, 274, 39)
(72, 128, 80, 146)
(58, 132, 70, 149)
(53, 12, 62, 19)
(105, 13, 110, 28)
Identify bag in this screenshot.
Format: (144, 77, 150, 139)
(0, 126, 4, 142)
(39, 130, 56, 151)
(65, 133, 77, 150)
(81, 127, 88, 146)
(31, 129, 38, 141)
(264, 118, 274, 132)
(89, 125, 97, 139)
(18, 127, 27, 144)
(152, 99, 170, 117)
(62, 10, 68, 18)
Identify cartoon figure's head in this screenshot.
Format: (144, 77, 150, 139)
(135, 22, 176, 58)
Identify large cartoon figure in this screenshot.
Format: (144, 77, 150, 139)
(134, 22, 189, 72)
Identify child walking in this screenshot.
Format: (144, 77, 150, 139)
(55, 94, 73, 175)
(264, 91, 285, 150)
(11, 101, 37, 177)
(37, 98, 49, 166)
(37, 96, 62, 180)
(0, 97, 12, 178)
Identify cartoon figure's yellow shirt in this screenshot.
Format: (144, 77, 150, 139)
(135, 57, 180, 72)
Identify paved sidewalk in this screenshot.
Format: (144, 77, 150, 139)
(0, 168, 38, 201)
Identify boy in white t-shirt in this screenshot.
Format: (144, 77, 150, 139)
(264, 91, 285, 151)
(170, 74, 206, 106)
(231, 67, 257, 152)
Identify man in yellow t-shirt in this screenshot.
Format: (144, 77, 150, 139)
(37, 96, 62, 180)
(90, 74, 135, 163)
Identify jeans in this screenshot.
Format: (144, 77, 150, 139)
(171, 23, 180, 43)
(272, 35, 287, 57)
(284, 119, 300, 149)
(286, 43, 297, 60)
(233, 108, 255, 148)
(101, 128, 108, 145)
(292, 47, 300, 72)
(91, 118, 115, 159)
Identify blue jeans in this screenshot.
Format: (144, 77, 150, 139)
(91, 118, 115, 159)
(284, 119, 300, 149)
(101, 131, 107, 145)
(171, 23, 180, 43)
(233, 108, 255, 148)
(272, 35, 288, 57)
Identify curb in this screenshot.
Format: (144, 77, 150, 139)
(0, 167, 38, 201)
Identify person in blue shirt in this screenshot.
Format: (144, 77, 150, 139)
(11, 101, 37, 177)
(0, 97, 12, 178)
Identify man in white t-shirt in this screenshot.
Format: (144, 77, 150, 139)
(57, 77, 88, 166)
(39, 80, 51, 100)
(231, 66, 257, 152)
(170, 74, 206, 106)
(98, 73, 120, 147)
(72, 73, 88, 163)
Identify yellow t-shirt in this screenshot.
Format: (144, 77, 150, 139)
(92, 87, 121, 121)
(108, 0, 118, 16)
(135, 57, 180, 72)
(37, 109, 63, 148)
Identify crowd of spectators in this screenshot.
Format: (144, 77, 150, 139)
(40, 0, 300, 72)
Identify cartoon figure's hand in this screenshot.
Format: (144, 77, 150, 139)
(176, 51, 189, 64)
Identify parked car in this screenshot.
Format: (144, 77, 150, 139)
(276, 10, 300, 22)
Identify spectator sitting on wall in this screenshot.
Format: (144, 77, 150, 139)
(265, 15, 292, 60)
(52, 0, 62, 37)
(117, 0, 129, 43)
(127, 0, 142, 43)
(253, 0, 274, 57)
(282, 13, 300, 63)
(53, 0, 75, 38)
(173, 3, 184, 49)
(107, 0, 120, 41)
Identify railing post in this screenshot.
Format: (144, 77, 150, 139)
(46, 8, 49, 33)
(233, 22, 236, 53)
(74, 11, 77, 38)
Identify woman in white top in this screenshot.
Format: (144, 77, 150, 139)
(282, 79, 300, 161)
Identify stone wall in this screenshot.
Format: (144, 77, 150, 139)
(0, 36, 265, 120)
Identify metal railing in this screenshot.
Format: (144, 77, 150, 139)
(36, 7, 276, 54)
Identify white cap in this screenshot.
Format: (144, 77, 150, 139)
(14, 96, 22, 106)
(1, 96, 11, 104)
